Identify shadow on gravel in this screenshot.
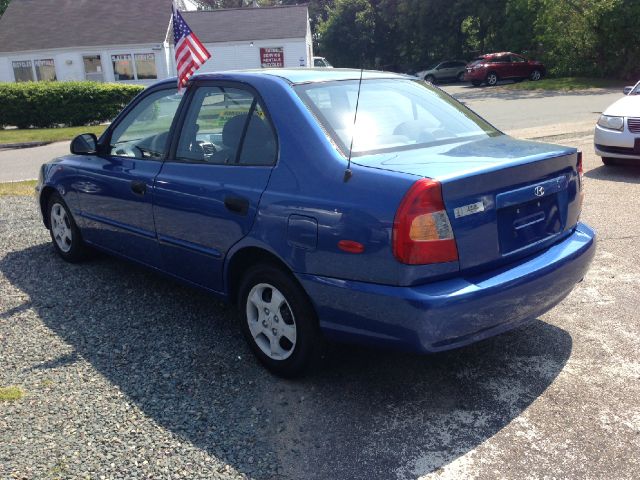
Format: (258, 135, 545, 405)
(1, 244, 573, 480)
(586, 164, 640, 184)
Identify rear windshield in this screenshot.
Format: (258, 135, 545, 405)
(295, 79, 500, 157)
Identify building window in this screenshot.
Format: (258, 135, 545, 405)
(112, 53, 157, 81)
(134, 53, 157, 80)
(112, 54, 134, 81)
(83, 55, 104, 82)
(34, 59, 57, 81)
(12, 60, 34, 82)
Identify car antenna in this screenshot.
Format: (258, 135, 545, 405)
(344, 67, 364, 182)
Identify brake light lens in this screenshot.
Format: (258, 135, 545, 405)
(393, 179, 458, 264)
(577, 151, 584, 188)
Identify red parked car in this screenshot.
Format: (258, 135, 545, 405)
(464, 52, 545, 87)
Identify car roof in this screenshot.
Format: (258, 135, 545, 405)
(154, 68, 411, 88)
(482, 52, 516, 58)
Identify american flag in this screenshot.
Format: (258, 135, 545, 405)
(172, 2, 211, 90)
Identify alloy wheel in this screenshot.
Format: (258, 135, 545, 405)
(246, 283, 297, 361)
(50, 202, 73, 253)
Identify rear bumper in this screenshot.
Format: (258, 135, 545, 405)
(298, 222, 596, 353)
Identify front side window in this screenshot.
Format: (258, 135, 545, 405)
(176, 86, 277, 166)
(34, 59, 56, 81)
(110, 88, 182, 160)
(511, 55, 526, 63)
(12, 60, 33, 82)
(296, 79, 500, 157)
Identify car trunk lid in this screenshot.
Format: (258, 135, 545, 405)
(356, 135, 583, 271)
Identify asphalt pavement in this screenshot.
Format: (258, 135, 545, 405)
(440, 83, 623, 133)
(0, 141, 69, 182)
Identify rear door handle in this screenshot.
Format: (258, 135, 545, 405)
(131, 180, 146, 195)
(224, 196, 249, 216)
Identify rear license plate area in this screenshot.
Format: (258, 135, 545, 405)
(498, 194, 563, 254)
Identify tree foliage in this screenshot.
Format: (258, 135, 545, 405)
(311, 0, 639, 79)
(0, 0, 11, 18)
(186, 0, 640, 78)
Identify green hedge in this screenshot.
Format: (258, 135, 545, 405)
(0, 82, 145, 129)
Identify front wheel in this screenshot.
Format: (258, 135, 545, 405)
(471, 80, 482, 87)
(47, 192, 89, 262)
(486, 72, 499, 86)
(602, 157, 619, 166)
(238, 264, 323, 377)
(457, 72, 465, 82)
(530, 69, 542, 81)
(424, 75, 435, 84)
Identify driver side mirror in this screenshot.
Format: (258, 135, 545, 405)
(71, 133, 98, 155)
(623, 86, 633, 95)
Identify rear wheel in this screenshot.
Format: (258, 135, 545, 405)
(425, 74, 435, 84)
(486, 72, 499, 86)
(457, 72, 465, 82)
(602, 157, 620, 166)
(47, 192, 89, 262)
(530, 69, 542, 81)
(238, 264, 323, 377)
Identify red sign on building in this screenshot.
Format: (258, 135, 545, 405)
(260, 47, 284, 68)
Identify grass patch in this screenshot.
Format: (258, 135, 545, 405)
(0, 125, 107, 145)
(0, 386, 25, 401)
(505, 77, 628, 91)
(0, 180, 37, 196)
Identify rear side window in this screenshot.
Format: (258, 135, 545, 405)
(176, 86, 277, 166)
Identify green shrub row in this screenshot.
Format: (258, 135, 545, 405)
(0, 82, 145, 129)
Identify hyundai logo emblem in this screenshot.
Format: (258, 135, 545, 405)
(534, 186, 545, 197)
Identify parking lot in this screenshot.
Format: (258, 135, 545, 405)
(1, 89, 639, 479)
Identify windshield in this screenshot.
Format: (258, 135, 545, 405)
(295, 79, 500, 157)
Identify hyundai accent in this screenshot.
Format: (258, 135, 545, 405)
(36, 69, 595, 376)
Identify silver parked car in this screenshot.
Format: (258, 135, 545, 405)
(416, 60, 468, 83)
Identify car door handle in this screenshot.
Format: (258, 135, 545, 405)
(131, 180, 147, 195)
(224, 196, 249, 215)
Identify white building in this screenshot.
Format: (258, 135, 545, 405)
(0, 0, 312, 85)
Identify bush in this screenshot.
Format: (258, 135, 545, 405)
(0, 82, 145, 129)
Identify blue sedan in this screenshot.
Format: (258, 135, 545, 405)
(36, 69, 595, 376)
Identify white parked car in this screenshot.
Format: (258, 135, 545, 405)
(594, 80, 640, 165)
(313, 57, 333, 68)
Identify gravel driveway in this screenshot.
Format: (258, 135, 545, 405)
(1, 140, 639, 479)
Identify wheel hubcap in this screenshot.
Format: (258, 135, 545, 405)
(50, 203, 72, 253)
(246, 283, 297, 361)
(532, 71, 540, 80)
(488, 74, 497, 85)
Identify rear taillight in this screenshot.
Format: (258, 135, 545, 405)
(577, 151, 584, 187)
(393, 179, 458, 265)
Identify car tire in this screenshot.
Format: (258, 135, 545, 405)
(457, 72, 465, 82)
(425, 75, 436, 84)
(602, 157, 619, 166)
(47, 192, 89, 263)
(471, 80, 482, 87)
(238, 263, 324, 377)
(530, 70, 542, 81)
(485, 72, 499, 86)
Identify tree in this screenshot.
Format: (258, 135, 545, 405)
(0, 0, 11, 18)
(316, 0, 377, 68)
